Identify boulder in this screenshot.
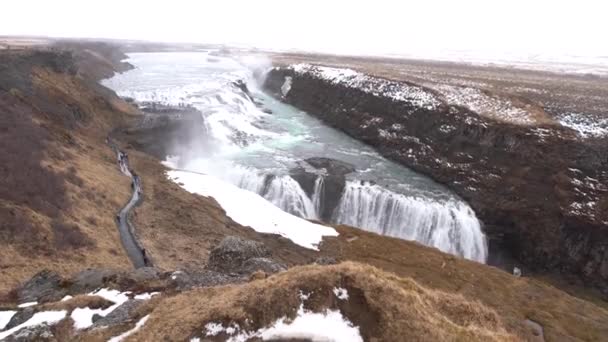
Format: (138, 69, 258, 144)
(242, 257, 287, 274)
(18, 270, 66, 303)
(169, 270, 243, 290)
(69, 268, 119, 294)
(4, 308, 35, 330)
(4, 323, 55, 342)
(314, 256, 338, 265)
(129, 267, 162, 283)
(206, 236, 271, 274)
(92, 300, 144, 328)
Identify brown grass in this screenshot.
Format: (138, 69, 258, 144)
(0, 52, 138, 293)
(128, 262, 517, 341)
(39, 294, 112, 312)
(319, 225, 608, 341)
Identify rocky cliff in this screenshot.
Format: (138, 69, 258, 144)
(264, 64, 608, 295)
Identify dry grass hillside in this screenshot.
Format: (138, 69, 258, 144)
(117, 262, 518, 341)
(319, 226, 608, 341)
(0, 49, 138, 292)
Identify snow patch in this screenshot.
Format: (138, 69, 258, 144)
(203, 304, 362, 342)
(333, 287, 349, 300)
(0, 311, 67, 340)
(108, 314, 150, 342)
(134, 292, 160, 300)
(71, 288, 131, 330)
(166, 170, 338, 250)
(557, 112, 608, 138)
(17, 301, 37, 308)
(431, 84, 535, 125)
(0, 310, 17, 330)
(289, 64, 441, 111)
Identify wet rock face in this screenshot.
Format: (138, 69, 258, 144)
(290, 157, 355, 221)
(118, 104, 207, 161)
(265, 66, 608, 293)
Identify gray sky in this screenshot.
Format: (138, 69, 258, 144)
(2, 0, 607, 57)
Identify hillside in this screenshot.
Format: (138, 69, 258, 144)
(0, 42, 606, 341)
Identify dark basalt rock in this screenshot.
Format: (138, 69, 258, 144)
(290, 157, 355, 221)
(169, 270, 244, 290)
(68, 268, 119, 294)
(305, 157, 355, 176)
(206, 236, 280, 275)
(4, 323, 55, 342)
(17, 270, 66, 303)
(265, 66, 608, 294)
(117, 103, 207, 161)
(4, 308, 35, 330)
(92, 300, 145, 328)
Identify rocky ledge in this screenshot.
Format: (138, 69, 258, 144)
(264, 64, 608, 295)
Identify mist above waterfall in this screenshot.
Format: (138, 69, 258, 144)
(103, 52, 488, 263)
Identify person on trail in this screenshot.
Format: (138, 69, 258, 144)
(142, 249, 149, 266)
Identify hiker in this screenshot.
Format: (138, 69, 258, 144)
(142, 249, 149, 266)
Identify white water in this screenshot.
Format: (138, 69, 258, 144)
(312, 176, 325, 215)
(264, 176, 318, 220)
(334, 182, 487, 262)
(103, 52, 488, 262)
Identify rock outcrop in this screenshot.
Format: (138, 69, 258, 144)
(265, 64, 608, 294)
(290, 157, 355, 221)
(206, 236, 286, 275)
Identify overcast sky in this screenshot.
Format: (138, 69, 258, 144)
(2, 0, 607, 57)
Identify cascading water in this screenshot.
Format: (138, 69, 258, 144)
(103, 52, 489, 263)
(333, 181, 487, 263)
(263, 176, 318, 220)
(312, 176, 325, 215)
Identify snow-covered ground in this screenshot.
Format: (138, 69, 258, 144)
(166, 169, 339, 250)
(288, 64, 441, 111)
(0, 311, 17, 330)
(0, 311, 67, 340)
(428, 84, 536, 125)
(557, 113, 608, 138)
(71, 289, 158, 330)
(108, 315, 150, 342)
(199, 288, 362, 342)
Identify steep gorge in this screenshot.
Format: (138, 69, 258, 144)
(264, 64, 608, 294)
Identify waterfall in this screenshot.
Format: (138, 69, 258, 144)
(333, 181, 488, 263)
(312, 176, 325, 215)
(227, 166, 318, 220)
(262, 176, 318, 220)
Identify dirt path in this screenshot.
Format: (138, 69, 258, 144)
(107, 137, 151, 268)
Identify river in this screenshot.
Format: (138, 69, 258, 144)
(103, 52, 488, 262)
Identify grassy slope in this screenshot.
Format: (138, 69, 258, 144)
(128, 262, 517, 341)
(0, 50, 137, 292)
(320, 226, 608, 341)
